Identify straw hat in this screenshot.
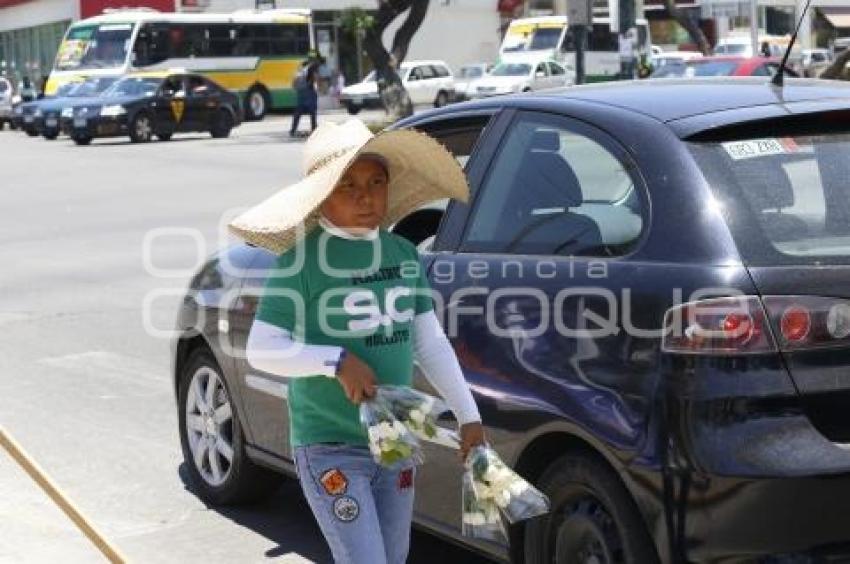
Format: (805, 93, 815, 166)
(228, 119, 469, 255)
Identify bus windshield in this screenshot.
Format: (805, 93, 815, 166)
(528, 27, 563, 50)
(55, 23, 134, 71)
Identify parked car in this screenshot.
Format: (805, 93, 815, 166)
(0, 77, 12, 130)
(453, 62, 493, 101)
(15, 80, 83, 136)
(172, 76, 850, 563)
(651, 50, 703, 70)
(339, 60, 455, 114)
(32, 76, 117, 140)
(651, 56, 798, 78)
(469, 59, 572, 98)
(62, 71, 242, 146)
(798, 48, 832, 77)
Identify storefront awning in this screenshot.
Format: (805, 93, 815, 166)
(820, 8, 850, 29)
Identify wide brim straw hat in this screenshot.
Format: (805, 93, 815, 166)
(228, 119, 469, 255)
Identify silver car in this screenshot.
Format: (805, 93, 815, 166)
(0, 77, 13, 130)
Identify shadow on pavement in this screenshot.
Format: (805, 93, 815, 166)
(177, 463, 497, 563)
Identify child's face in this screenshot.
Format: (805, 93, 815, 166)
(321, 158, 389, 231)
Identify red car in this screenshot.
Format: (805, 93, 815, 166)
(651, 56, 799, 78)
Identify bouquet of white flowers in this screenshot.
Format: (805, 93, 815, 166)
(461, 471, 507, 542)
(463, 445, 549, 530)
(375, 386, 448, 442)
(360, 398, 424, 467)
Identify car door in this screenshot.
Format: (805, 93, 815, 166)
(532, 62, 549, 90)
(417, 108, 655, 544)
(405, 66, 426, 104)
(154, 76, 183, 135)
(547, 61, 571, 86)
(184, 75, 214, 131)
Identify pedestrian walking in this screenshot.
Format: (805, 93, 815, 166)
(290, 56, 320, 137)
(229, 119, 485, 564)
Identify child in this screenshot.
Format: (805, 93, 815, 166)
(229, 119, 484, 564)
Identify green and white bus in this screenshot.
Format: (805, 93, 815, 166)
(499, 15, 651, 82)
(47, 8, 314, 120)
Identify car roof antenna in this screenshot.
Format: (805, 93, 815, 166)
(773, 0, 813, 87)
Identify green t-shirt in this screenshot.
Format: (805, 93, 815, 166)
(255, 227, 433, 447)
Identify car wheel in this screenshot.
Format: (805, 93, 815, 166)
(72, 135, 92, 146)
(524, 452, 659, 564)
(157, 132, 172, 141)
(9, 122, 17, 131)
(25, 128, 38, 137)
(43, 132, 58, 141)
(129, 112, 154, 143)
(344, 102, 361, 115)
(210, 110, 233, 139)
(0, 121, 5, 131)
(244, 86, 268, 121)
(522, 87, 532, 92)
(178, 348, 282, 505)
(434, 90, 449, 108)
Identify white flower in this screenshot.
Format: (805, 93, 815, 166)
(508, 480, 529, 496)
(420, 396, 435, 413)
(409, 409, 425, 424)
(378, 421, 393, 439)
(368, 426, 381, 443)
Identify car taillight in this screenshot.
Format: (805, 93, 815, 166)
(762, 296, 850, 351)
(663, 296, 776, 355)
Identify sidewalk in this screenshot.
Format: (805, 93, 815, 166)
(0, 448, 105, 563)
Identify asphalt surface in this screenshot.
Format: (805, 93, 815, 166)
(0, 111, 497, 564)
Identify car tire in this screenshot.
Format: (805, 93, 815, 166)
(157, 132, 172, 142)
(129, 112, 154, 143)
(524, 451, 659, 564)
(25, 128, 38, 137)
(210, 110, 233, 139)
(434, 90, 449, 108)
(522, 87, 532, 92)
(178, 348, 282, 506)
(72, 135, 92, 146)
(43, 132, 58, 140)
(9, 122, 17, 131)
(0, 121, 5, 131)
(344, 103, 361, 115)
(244, 86, 269, 121)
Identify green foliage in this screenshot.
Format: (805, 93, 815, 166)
(340, 8, 375, 33)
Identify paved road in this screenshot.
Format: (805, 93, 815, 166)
(0, 113, 496, 564)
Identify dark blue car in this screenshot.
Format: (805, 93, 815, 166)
(15, 77, 116, 139)
(171, 78, 850, 563)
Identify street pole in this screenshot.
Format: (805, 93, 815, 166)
(618, 0, 636, 79)
(750, 0, 760, 56)
(573, 25, 587, 84)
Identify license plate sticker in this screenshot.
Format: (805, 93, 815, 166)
(722, 138, 798, 161)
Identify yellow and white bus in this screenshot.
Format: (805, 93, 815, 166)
(47, 8, 314, 120)
(500, 16, 651, 82)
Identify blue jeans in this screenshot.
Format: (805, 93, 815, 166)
(294, 444, 416, 564)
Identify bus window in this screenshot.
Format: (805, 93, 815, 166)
(207, 24, 236, 57)
(590, 24, 618, 51)
(269, 24, 310, 56)
(234, 25, 271, 56)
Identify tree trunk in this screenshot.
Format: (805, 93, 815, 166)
(360, 0, 430, 121)
(821, 48, 850, 80)
(663, 0, 712, 55)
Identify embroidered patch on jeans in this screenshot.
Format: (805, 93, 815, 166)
(333, 496, 360, 522)
(319, 468, 348, 496)
(398, 468, 414, 490)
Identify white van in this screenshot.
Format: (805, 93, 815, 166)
(499, 16, 652, 82)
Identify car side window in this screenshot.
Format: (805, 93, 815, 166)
(535, 63, 548, 76)
(408, 67, 422, 81)
(462, 112, 645, 257)
(187, 76, 208, 97)
(753, 64, 772, 76)
(420, 65, 436, 80)
(548, 62, 565, 75)
(160, 77, 183, 97)
(432, 65, 449, 78)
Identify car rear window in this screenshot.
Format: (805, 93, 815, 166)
(690, 132, 850, 265)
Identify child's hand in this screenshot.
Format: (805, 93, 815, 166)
(336, 352, 377, 404)
(459, 421, 486, 462)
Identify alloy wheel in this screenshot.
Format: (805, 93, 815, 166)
(185, 365, 234, 487)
